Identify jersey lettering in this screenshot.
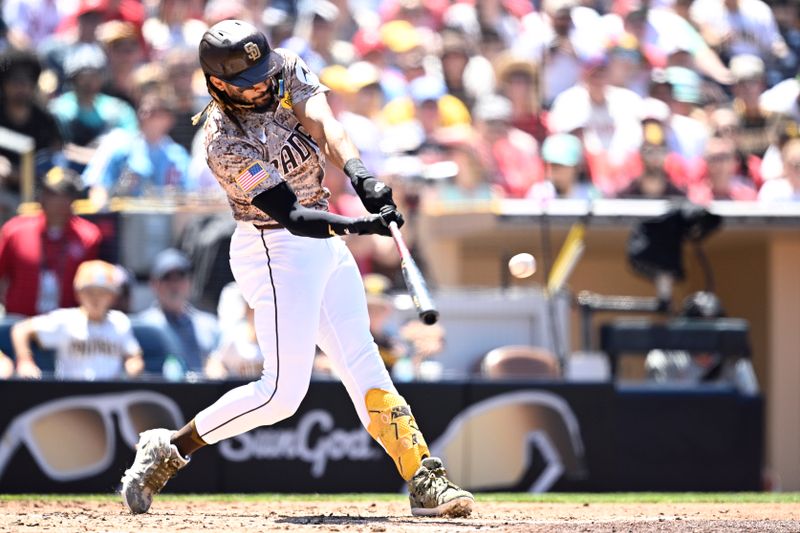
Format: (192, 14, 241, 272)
(69, 338, 123, 357)
(269, 125, 319, 175)
(279, 145, 299, 173)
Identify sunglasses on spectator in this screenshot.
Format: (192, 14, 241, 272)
(707, 152, 734, 162)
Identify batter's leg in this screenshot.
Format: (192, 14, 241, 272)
(192, 229, 329, 445)
(316, 240, 473, 517)
(121, 228, 331, 514)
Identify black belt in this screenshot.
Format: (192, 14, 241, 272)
(254, 222, 284, 231)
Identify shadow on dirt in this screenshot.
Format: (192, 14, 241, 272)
(276, 515, 475, 527)
(277, 515, 387, 526)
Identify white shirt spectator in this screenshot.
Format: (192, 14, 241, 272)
(602, 7, 707, 60)
(549, 84, 643, 159)
(759, 78, 800, 122)
(513, 7, 604, 104)
(3, 0, 68, 47)
(668, 114, 710, 160)
(690, 0, 786, 57)
(209, 323, 264, 379)
(757, 178, 800, 202)
(32, 308, 141, 380)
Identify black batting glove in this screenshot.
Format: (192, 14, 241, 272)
(379, 205, 404, 229)
(343, 158, 396, 214)
(349, 214, 392, 236)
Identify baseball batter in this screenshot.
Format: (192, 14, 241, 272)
(120, 20, 473, 518)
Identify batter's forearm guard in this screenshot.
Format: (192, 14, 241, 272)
(253, 182, 358, 238)
(343, 158, 396, 215)
(365, 388, 430, 481)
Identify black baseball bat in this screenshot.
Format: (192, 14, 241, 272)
(388, 221, 439, 325)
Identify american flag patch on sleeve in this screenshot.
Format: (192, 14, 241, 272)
(235, 162, 269, 192)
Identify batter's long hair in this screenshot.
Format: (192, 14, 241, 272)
(191, 75, 248, 132)
(192, 73, 284, 133)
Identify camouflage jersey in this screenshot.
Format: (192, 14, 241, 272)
(203, 49, 330, 225)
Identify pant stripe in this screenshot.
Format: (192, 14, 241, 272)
(199, 230, 280, 439)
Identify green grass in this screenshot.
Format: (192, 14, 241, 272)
(1, 493, 799, 504)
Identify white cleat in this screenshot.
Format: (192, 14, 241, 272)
(120, 429, 189, 514)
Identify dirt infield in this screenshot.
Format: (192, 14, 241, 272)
(2, 498, 800, 533)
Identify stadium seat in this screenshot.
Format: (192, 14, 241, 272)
(130, 320, 184, 375)
(0, 316, 56, 372)
(480, 345, 561, 379)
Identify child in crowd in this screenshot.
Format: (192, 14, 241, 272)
(12, 260, 143, 380)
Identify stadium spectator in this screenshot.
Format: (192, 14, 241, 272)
(205, 284, 262, 380)
(48, 44, 138, 153)
(758, 138, 800, 201)
(82, 92, 191, 204)
(380, 19, 427, 86)
(339, 61, 386, 176)
(759, 74, 800, 123)
(549, 56, 643, 196)
(494, 52, 547, 143)
(772, 0, 800, 84)
(438, 28, 494, 110)
(362, 273, 406, 371)
(605, 0, 733, 85)
(263, 3, 297, 50)
(708, 107, 767, 184)
(96, 20, 144, 107)
(528, 133, 595, 201)
(1, 0, 68, 49)
(163, 47, 206, 152)
(606, 33, 651, 97)
(307, 0, 342, 67)
(141, 0, 207, 61)
(434, 124, 496, 201)
(514, 0, 604, 106)
(691, 136, 758, 202)
(729, 55, 771, 160)
(690, 0, 790, 62)
(11, 259, 143, 380)
(0, 49, 62, 213)
(473, 94, 542, 198)
(664, 67, 709, 163)
(38, 0, 108, 90)
(0, 167, 102, 317)
(618, 121, 686, 199)
(409, 75, 448, 147)
(136, 248, 220, 375)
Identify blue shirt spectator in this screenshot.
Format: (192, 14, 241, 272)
(135, 248, 220, 374)
(83, 94, 191, 200)
(48, 44, 138, 148)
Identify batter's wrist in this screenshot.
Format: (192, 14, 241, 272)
(343, 158, 370, 185)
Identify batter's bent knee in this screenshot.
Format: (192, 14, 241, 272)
(254, 378, 307, 424)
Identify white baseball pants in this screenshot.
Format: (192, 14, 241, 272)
(194, 222, 397, 444)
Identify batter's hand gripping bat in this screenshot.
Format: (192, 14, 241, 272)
(388, 221, 439, 325)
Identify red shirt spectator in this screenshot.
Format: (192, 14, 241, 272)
(689, 137, 759, 204)
(0, 168, 102, 316)
(475, 94, 544, 198)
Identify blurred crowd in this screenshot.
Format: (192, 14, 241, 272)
(1, 0, 800, 382)
(1, 0, 800, 216)
(0, 165, 435, 382)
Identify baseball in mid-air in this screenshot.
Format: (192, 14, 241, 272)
(508, 253, 537, 279)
